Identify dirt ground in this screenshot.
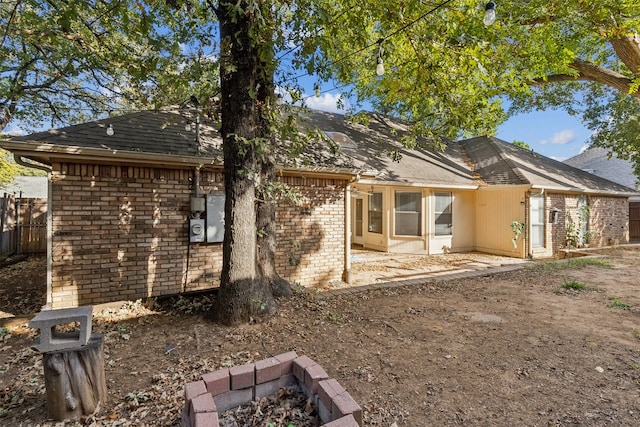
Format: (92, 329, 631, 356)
(0, 247, 639, 426)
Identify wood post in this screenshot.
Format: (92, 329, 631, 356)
(42, 333, 107, 421)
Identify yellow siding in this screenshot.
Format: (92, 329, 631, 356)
(353, 184, 477, 255)
(475, 188, 527, 258)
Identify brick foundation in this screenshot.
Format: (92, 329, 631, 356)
(181, 352, 362, 427)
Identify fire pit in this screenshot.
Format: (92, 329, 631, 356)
(181, 352, 361, 427)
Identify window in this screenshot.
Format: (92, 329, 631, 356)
(354, 199, 363, 237)
(368, 192, 383, 234)
(395, 191, 421, 236)
(530, 193, 544, 248)
(434, 192, 453, 236)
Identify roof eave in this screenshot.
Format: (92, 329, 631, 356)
(1, 140, 365, 178)
(277, 165, 369, 180)
(530, 184, 639, 197)
(1, 140, 221, 168)
(357, 178, 478, 190)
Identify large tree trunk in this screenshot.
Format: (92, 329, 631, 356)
(257, 154, 293, 298)
(213, 0, 277, 325)
(253, 7, 292, 299)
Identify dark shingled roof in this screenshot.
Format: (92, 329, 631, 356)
(12, 109, 222, 158)
(564, 146, 638, 190)
(301, 110, 476, 187)
(9, 107, 357, 171)
(459, 136, 636, 194)
(5, 107, 639, 196)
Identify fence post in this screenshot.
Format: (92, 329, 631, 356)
(16, 191, 22, 254)
(0, 193, 6, 253)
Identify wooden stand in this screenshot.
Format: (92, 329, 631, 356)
(42, 333, 107, 421)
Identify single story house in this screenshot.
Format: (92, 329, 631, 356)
(309, 111, 637, 259)
(564, 146, 640, 242)
(1, 108, 637, 308)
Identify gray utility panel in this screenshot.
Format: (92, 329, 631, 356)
(206, 194, 225, 243)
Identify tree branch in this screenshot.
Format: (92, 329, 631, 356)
(1, 0, 20, 48)
(609, 35, 640, 75)
(532, 58, 639, 98)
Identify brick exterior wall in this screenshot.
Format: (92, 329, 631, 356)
(275, 176, 346, 288)
(548, 193, 629, 255)
(49, 162, 347, 308)
(588, 196, 629, 246)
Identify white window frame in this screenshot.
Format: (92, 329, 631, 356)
(368, 192, 383, 234)
(530, 193, 545, 248)
(394, 191, 422, 236)
(434, 192, 453, 236)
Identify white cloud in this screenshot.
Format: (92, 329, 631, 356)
(304, 92, 349, 114)
(3, 123, 26, 136)
(551, 155, 568, 162)
(539, 129, 576, 145)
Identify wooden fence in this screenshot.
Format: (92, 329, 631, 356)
(0, 193, 47, 254)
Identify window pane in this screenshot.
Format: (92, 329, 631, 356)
(355, 199, 363, 237)
(395, 192, 420, 212)
(368, 193, 383, 234)
(435, 192, 452, 214)
(530, 195, 544, 224)
(395, 192, 421, 236)
(370, 192, 382, 211)
(434, 192, 452, 236)
(435, 213, 452, 236)
(531, 224, 544, 247)
(369, 211, 382, 233)
(396, 212, 421, 236)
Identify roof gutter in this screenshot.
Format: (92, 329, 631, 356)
(0, 140, 221, 168)
(357, 178, 478, 190)
(14, 155, 52, 173)
(1, 140, 365, 179)
(530, 184, 639, 197)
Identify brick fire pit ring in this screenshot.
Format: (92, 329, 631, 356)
(181, 352, 361, 427)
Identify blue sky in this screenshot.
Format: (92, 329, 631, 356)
(496, 110, 591, 162)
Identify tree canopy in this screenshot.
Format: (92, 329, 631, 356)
(289, 0, 639, 170)
(3, 1, 639, 159)
(0, 0, 219, 132)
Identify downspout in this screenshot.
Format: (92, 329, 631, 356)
(46, 173, 52, 308)
(15, 156, 52, 173)
(193, 165, 202, 198)
(343, 173, 361, 284)
(184, 166, 203, 293)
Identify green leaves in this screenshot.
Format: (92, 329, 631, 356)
(0, 0, 219, 132)
(0, 148, 19, 185)
(282, 0, 639, 177)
